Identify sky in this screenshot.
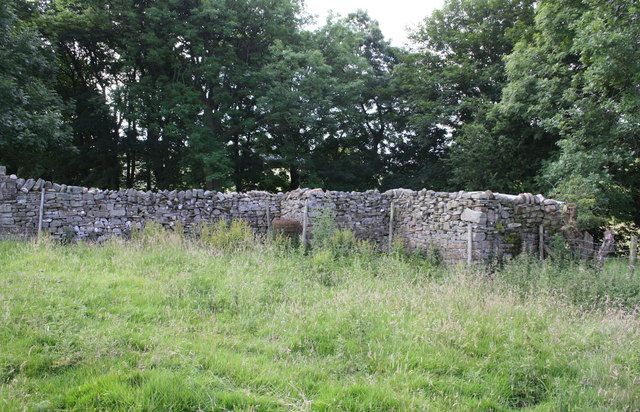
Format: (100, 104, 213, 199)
(303, 0, 445, 47)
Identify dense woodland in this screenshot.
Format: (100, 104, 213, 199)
(0, 0, 638, 228)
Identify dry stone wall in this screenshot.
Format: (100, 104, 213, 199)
(280, 189, 391, 245)
(0, 166, 566, 263)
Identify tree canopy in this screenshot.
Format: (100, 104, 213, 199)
(0, 0, 638, 228)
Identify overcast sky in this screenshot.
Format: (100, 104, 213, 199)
(303, 0, 445, 47)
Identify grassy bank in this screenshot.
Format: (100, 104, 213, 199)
(1, 234, 639, 411)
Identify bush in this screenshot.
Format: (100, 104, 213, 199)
(606, 219, 640, 252)
(310, 207, 338, 251)
(546, 233, 579, 268)
(309, 208, 374, 258)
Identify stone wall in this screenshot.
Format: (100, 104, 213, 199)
(0, 167, 566, 263)
(280, 189, 391, 245)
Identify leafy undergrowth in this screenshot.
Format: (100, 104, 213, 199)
(0, 237, 639, 411)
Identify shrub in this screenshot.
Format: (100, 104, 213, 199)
(606, 219, 640, 251)
(309, 208, 375, 258)
(546, 233, 579, 268)
(311, 207, 338, 250)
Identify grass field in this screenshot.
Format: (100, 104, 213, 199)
(1, 230, 639, 411)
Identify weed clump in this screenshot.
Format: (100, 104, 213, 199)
(197, 219, 255, 252)
(131, 221, 184, 247)
(310, 207, 375, 258)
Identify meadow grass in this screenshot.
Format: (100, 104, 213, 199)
(0, 231, 639, 411)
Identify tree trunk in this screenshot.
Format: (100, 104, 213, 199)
(289, 164, 300, 190)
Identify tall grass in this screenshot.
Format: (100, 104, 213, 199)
(492, 253, 640, 310)
(0, 224, 639, 411)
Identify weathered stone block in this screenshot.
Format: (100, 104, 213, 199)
(21, 179, 35, 192)
(461, 208, 487, 224)
(110, 209, 126, 217)
(33, 179, 44, 191)
(473, 232, 486, 241)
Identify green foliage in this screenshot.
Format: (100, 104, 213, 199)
(198, 219, 255, 253)
(424, 243, 443, 267)
(257, 11, 406, 190)
(34, 0, 122, 188)
(448, 105, 558, 194)
(392, 0, 639, 231)
(607, 219, 640, 252)
(546, 233, 578, 268)
(325, 229, 364, 257)
(5, 0, 408, 192)
(308, 248, 342, 286)
(2, 0, 639, 229)
(389, 238, 406, 257)
(501, 0, 640, 227)
(310, 207, 339, 250)
(390, 239, 443, 267)
(506, 353, 551, 408)
(392, 0, 536, 191)
(0, 0, 72, 178)
(310, 208, 372, 258)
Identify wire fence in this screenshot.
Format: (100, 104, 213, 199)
(546, 233, 638, 276)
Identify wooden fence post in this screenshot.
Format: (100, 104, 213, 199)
(37, 187, 45, 241)
(629, 235, 638, 279)
(301, 198, 309, 250)
(266, 205, 271, 235)
(539, 224, 545, 261)
(582, 231, 595, 261)
(388, 201, 394, 252)
(467, 225, 473, 264)
(597, 229, 615, 271)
